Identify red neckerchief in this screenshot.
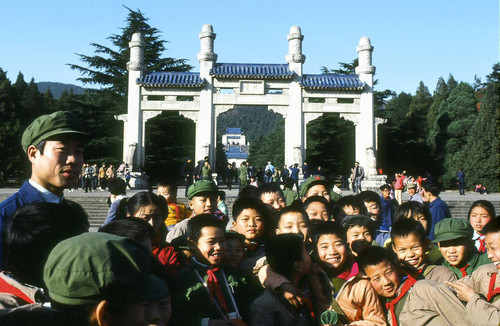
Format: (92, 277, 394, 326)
(478, 234, 486, 253)
(206, 267, 229, 313)
(0, 277, 34, 304)
(385, 275, 417, 326)
(300, 294, 316, 320)
(335, 259, 359, 281)
(459, 264, 470, 278)
(487, 272, 500, 302)
(168, 203, 181, 223)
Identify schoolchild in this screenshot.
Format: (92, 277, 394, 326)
(377, 184, 398, 247)
(170, 214, 256, 325)
(311, 221, 387, 325)
(223, 232, 246, 270)
(332, 195, 368, 225)
(299, 175, 331, 203)
(357, 190, 382, 222)
(393, 201, 442, 264)
(399, 216, 500, 326)
(256, 183, 286, 216)
(303, 195, 331, 222)
(250, 234, 314, 326)
(341, 214, 376, 256)
(434, 217, 490, 278)
(157, 180, 190, 231)
(391, 219, 456, 283)
(467, 199, 496, 253)
(283, 177, 299, 206)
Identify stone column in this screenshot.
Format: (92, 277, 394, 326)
(285, 26, 305, 167)
(355, 37, 375, 172)
(197, 24, 217, 167)
(124, 33, 145, 169)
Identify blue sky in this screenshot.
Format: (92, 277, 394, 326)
(1, 1, 498, 94)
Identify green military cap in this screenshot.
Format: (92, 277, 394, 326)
(44, 232, 160, 306)
(433, 218, 473, 243)
(187, 180, 218, 199)
(299, 175, 329, 198)
(407, 183, 417, 189)
(21, 111, 87, 153)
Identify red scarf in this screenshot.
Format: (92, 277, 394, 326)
(459, 264, 470, 278)
(385, 276, 417, 326)
(0, 277, 34, 304)
(206, 267, 229, 313)
(336, 261, 359, 281)
(478, 234, 486, 253)
(487, 272, 500, 302)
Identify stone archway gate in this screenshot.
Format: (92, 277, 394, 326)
(120, 24, 383, 174)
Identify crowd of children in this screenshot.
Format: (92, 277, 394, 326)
(0, 174, 499, 326)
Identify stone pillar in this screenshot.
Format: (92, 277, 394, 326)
(124, 33, 145, 169)
(355, 37, 375, 173)
(197, 24, 217, 167)
(285, 26, 305, 167)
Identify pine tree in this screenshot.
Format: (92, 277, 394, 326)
(0, 69, 21, 177)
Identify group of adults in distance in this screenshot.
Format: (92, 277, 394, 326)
(0, 111, 499, 326)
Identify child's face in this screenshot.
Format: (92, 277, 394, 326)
(485, 231, 500, 270)
(305, 185, 331, 203)
(224, 238, 245, 268)
(276, 212, 308, 241)
(157, 186, 173, 204)
(346, 225, 373, 250)
(342, 205, 360, 216)
(233, 208, 265, 242)
(133, 204, 163, 233)
(305, 201, 329, 222)
(392, 233, 426, 269)
(194, 226, 226, 266)
(317, 234, 347, 270)
(408, 212, 428, 234)
(364, 201, 380, 220)
(438, 238, 469, 267)
(260, 192, 286, 212)
(469, 206, 492, 233)
(364, 260, 400, 299)
(189, 193, 217, 215)
(381, 188, 391, 199)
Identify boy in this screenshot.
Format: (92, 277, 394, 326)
(421, 182, 451, 240)
(250, 234, 313, 326)
(311, 222, 386, 325)
(299, 175, 331, 203)
(170, 214, 256, 325)
(357, 190, 382, 222)
(399, 216, 500, 326)
(332, 196, 367, 225)
(257, 183, 286, 214)
(166, 180, 219, 243)
(283, 177, 299, 206)
(341, 214, 376, 256)
(377, 184, 398, 246)
(391, 219, 456, 283)
(434, 218, 490, 278)
(303, 195, 330, 222)
(157, 180, 190, 230)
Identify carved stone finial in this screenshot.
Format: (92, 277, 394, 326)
(286, 25, 305, 64)
(127, 33, 145, 71)
(197, 24, 217, 62)
(355, 36, 375, 75)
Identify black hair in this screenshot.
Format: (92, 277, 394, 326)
(265, 233, 305, 279)
(379, 184, 391, 192)
(341, 215, 375, 238)
(35, 140, 46, 155)
(421, 182, 441, 197)
(187, 214, 225, 243)
(390, 219, 427, 243)
(303, 195, 330, 214)
(257, 183, 284, 199)
(482, 216, 500, 236)
(218, 191, 226, 201)
(395, 201, 432, 236)
(225, 231, 246, 245)
(357, 246, 398, 274)
(310, 221, 346, 248)
(126, 192, 168, 235)
(108, 178, 127, 196)
(99, 218, 155, 244)
(277, 204, 310, 227)
(232, 197, 269, 222)
(4, 201, 89, 287)
(332, 195, 367, 225)
(467, 200, 496, 221)
(238, 185, 258, 199)
(157, 180, 178, 194)
(357, 191, 381, 206)
(283, 177, 295, 189)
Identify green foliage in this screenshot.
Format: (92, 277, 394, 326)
(248, 121, 284, 168)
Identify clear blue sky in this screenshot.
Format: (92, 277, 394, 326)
(1, 1, 498, 94)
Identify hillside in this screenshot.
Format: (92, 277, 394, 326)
(36, 82, 87, 98)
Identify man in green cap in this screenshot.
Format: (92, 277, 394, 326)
(166, 179, 220, 243)
(0, 111, 86, 267)
(299, 175, 331, 203)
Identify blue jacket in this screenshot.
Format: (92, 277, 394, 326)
(379, 195, 396, 232)
(0, 181, 47, 267)
(428, 197, 451, 240)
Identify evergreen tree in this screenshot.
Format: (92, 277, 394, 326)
(248, 121, 284, 169)
(0, 69, 21, 178)
(461, 63, 499, 192)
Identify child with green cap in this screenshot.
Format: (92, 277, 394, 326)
(434, 218, 490, 278)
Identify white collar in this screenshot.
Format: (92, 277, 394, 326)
(28, 179, 63, 203)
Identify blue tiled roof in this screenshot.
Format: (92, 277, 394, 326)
(210, 63, 294, 79)
(300, 74, 365, 91)
(226, 127, 242, 134)
(227, 147, 244, 153)
(137, 72, 205, 88)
